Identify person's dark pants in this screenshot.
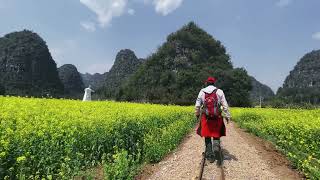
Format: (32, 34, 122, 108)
(205, 137, 220, 159)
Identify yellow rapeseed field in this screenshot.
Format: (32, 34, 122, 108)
(0, 96, 195, 179)
(232, 108, 320, 178)
(1, 97, 319, 179)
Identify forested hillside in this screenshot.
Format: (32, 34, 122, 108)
(81, 72, 106, 90)
(278, 50, 320, 104)
(0, 30, 63, 97)
(97, 49, 142, 98)
(250, 76, 275, 106)
(0, 26, 276, 106)
(117, 22, 252, 106)
(58, 64, 84, 98)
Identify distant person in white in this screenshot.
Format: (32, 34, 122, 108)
(83, 85, 95, 101)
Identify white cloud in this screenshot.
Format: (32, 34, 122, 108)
(80, 21, 96, 32)
(128, 8, 135, 15)
(133, 0, 150, 4)
(153, 0, 183, 16)
(312, 32, 320, 41)
(275, 0, 292, 7)
(80, 0, 127, 27)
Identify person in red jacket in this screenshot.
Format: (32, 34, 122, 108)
(195, 77, 231, 163)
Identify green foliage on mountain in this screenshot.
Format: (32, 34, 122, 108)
(0, 26, 256, 106)
(81, 72, 106, 90)
(118, 22, 252, 106)
(277, 50, 320, 105)
(58, 64, 84, 98)
(0, 84, 4, 95)
(250, 76, 275, 106)
(98, 49, 142, 98)
(0, 30, 63, 97)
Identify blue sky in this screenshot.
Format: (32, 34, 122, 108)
(0, 0, 319, 92)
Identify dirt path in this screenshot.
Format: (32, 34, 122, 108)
(136, 122, 303, 180)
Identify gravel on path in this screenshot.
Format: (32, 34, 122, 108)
(136, 121, 303, 180)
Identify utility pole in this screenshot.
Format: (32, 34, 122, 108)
(258, 86, 263, 108)
(259, 95, 262, 108)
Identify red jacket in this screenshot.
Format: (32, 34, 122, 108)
(197, 113, 226, 138)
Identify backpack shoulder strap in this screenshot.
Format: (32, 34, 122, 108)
(203, 88, 218, 95)
(213, 88, 218, 93)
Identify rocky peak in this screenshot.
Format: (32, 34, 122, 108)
(283, 50, 320, 89)
(278, 49, 320, 104)
(0, 30, 63, 96)
(249, 76, 275, 105)
(118, 22, 252, 106)
(109, 49, 141, 75)
(81, 72, 106, 90)
(98, 49, 142, 98)
(58, 64, 84, 95)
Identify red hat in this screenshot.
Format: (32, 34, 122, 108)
(205, 77, 216, 83)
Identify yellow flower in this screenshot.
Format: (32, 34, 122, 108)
(16, 156, 26, 163)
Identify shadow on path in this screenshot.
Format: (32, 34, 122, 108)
(222, 148, 238, 161)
